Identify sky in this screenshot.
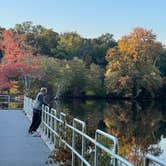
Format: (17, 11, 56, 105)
(0, 0, 166, 44)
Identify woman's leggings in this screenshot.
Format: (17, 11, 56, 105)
(28, 111, 41, 133)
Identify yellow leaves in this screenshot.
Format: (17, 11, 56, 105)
(118, 76, 130, 85)
(105, 69, 111, 77)
(65, 64, 70, 69)
(106, 47, 120, 61)
(117, 27, 162, 65)
(10, 81, 19, 94)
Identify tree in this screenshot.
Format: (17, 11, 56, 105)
(14, 21, 45, 35)
(105, 28, 163, 98)
(65, 57, 88, 97)
(89, 33, 117, 66)
(86, 63, 106, 96)
(14, 21, 59, 56)
(0, 30, 41, 94)
(157, 48, 166, 76)
(34, 29, 59, 56)
(38, 57, 63, 98)
(56, 32, 83, 59)
(0, 27, 5, 60)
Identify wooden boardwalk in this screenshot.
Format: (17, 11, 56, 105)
(0, 110, 50, 166)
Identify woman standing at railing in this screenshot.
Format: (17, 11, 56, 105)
(28, 87, 48, 136)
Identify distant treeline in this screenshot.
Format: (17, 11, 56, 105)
(0, 21, 166, 99)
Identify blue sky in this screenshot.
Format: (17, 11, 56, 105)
(0, 0, 165, 44)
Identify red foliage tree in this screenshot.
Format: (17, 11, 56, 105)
(0, 30, 41, 93)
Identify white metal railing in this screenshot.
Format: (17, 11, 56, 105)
(23, 96, 166, 166)
(0, 95, 10, 109)
(0, 94, 23, 109)
(144, 154, 166, 166)
(0, 95, 10, 103)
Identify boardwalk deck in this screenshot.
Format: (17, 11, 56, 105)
(0, 110, 50, 166)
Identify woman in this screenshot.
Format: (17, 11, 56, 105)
(28, 87, 48, 136)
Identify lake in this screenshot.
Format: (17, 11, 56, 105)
(1, 96, 165, 165)
(54, 99, 166, 165)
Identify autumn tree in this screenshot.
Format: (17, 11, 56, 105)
(105, 28, 163, 98)
(0, 30, 41, 94)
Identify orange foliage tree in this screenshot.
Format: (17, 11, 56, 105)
(105, 28, 164, 98)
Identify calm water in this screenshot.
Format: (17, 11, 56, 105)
(55, 99, 166, 165)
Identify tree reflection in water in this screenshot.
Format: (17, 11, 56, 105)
(104, 101, 165, 165)
(55, 99, 166, 165)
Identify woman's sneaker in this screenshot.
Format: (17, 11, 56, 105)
(27, 131, 35, 136)
(31, 132, 41, 137)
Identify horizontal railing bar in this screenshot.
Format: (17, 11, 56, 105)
(60, 112, 66, 117)
(145, 154, 166, 166)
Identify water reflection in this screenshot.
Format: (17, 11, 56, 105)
(104, 101, 166, 165)
(55, 99, 166, 165)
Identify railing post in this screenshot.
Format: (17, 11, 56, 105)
(48, 107, 51, 142)
(41, 105, 47, 135)
(8, 95, 10, 109)
(45, 107, 48, 138)
(59, 112, 66, 147)
(50, 109, 53, 143)
(72, 120, 76, 166)
(41, 106, 44, 132)
(114, 140, 118, 166)
(94, 132, 99, 166)
(81, 124, 86, 166)
(52, 109, 57, 146)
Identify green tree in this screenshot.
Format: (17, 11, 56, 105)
(86, 63, 106, 96)
(39, 57, 63, 97)
(34, 29, 59, 56)
(89, 33, 117, 66)
(14, 21, 59, 56)
(56, 32, 83, 59)
(14, 21, 45, 34)
(63, 57, 88, 97)
(157, 48, 166, 76)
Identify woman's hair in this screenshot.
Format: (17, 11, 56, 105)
(40, 87, 47, 93)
